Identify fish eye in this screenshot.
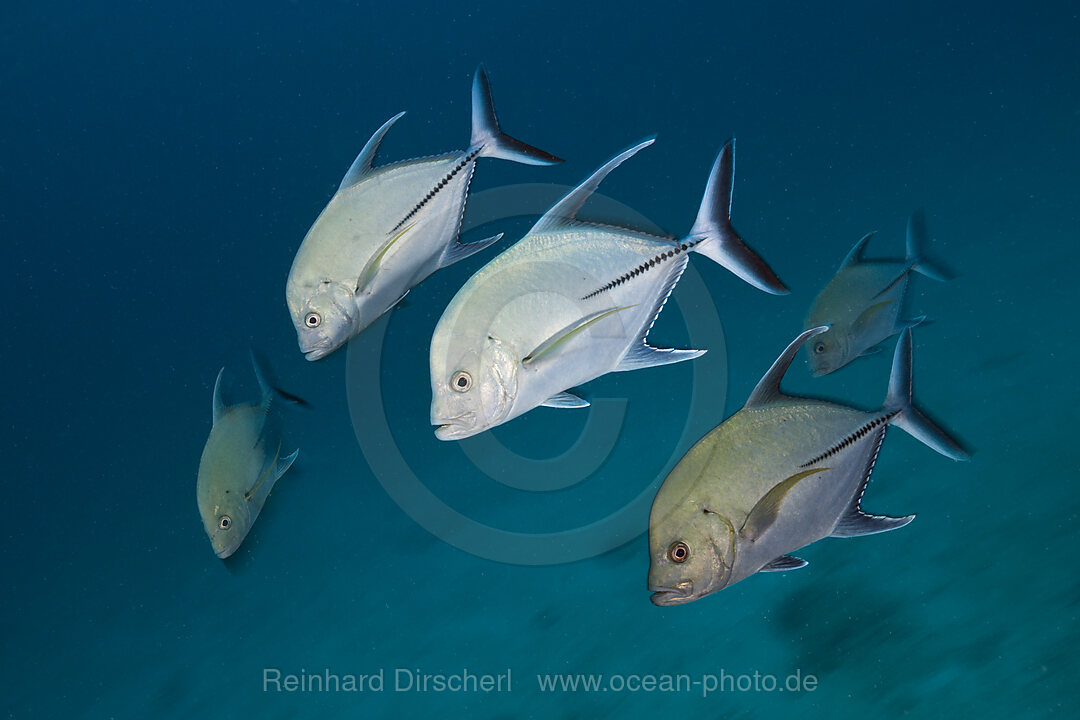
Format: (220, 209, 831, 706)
(450, 371, 472, 392)
(814, 342, 826, 354)
(667, 541, 690, 564)
(305, 312, 321, 328)
(218, 515, 232, 530)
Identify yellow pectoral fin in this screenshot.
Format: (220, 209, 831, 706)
(852, 299, 894, 334)
(356, 221, 419, 293)
(246, 440, 282, 502)
(740, 467, 831, 542)
(523, 305, 637, 366)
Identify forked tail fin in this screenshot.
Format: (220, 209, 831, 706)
(884, 328, 969, 460)
(686, 140, 788, 295)
(470, 64, 562, 166)
(906, 209, 956, 281)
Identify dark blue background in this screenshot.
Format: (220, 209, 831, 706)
(2, 1, 1076, 717)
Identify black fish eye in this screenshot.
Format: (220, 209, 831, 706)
(668, 541, 690, 563)
(814, 342, 826, 354)
(451, 371, 472, 392)
(219, 515, 232, 530)
(305, 312, 321, 328)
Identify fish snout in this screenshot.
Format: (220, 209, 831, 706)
(648, 580, 694, 607)
(303, 345, 333, 361)
(212, 534, 244, 560)
(433, 412, 478, 441)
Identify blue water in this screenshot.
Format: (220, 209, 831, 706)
(3, 1, 1077, 717)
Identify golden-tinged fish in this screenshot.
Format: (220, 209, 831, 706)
(196, 354, 303, 559)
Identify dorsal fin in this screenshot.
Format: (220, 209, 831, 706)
(212, 367, 226, 425)
(338, 111, 407, 191)
(529, 138, 655, 234)
(745, 326, 829, 407)
(840, 231, 875, 270)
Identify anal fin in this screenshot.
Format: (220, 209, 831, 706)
(439, 233, 504, 269)
(832, 509, 914, 537)
(541, 391, 589, 409)
(761, 555, 808, 572)
(830, 424, 913, 537)
(615, 344, 704, 372)
(613, 249, 699, 373)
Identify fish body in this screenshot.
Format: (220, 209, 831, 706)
(287, 65, 561, 360)
(430, 138, 787, 440)
(648, 327, 968, 606)
(196, 356, 299, 559)
(805, 212, 953, 375)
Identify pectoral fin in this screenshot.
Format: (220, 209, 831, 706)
(356, 221, 418, 293)
(853, 300, 895, 334)
(740, 467, 830, 542)
(541, 391, 589, 408)
(245, 444, 298, 505)
(523, 305, 637, 366)
(760, 555, 808, 572)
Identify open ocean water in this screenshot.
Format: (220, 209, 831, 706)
(3, 1, 1077, 717)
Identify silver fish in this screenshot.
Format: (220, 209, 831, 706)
(430, 138, 787, 440)
(805, 211, 953, 375)
(196, 355, 301, 559)
(648, 327, 968, 606)
(286, 65, 561, 360)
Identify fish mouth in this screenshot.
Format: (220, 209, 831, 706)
(302, 338, 343, 361)
(214, 539, 242, 560)
(434, 422, 478, 441)
(432, 411, 479, 441)
(303, 346, 333, 361)
(649, 581, 695, 607)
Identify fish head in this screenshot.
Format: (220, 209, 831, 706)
(806, 327, 849, 376)
(198, 489, 252, 560)
(648, 500, 735, 606)
(431, 333, 519, 440)
(290, 282, 358, 361)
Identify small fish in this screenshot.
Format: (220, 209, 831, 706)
(648, 326, 968, 606)
(430, 138, 788, 440)
(286, 65, 561, 360)
(804, 211, 953, 375)
(196, 354, 304, 559)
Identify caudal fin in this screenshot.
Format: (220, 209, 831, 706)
(884, 329, 969, 460)
(906, 209, 956, 281)
(250, 349, 311, 412)
(470, 65, 562, 166)
(686, 140, 788, 295)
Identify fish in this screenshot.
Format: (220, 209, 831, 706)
(804, 210, 954, 375)
(647, 326, 968, 606)
(196, 353, 304, 559)
(430, 137, 788, 441)
(286, 65, 562, 361)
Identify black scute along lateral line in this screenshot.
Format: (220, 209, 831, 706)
(389, 147, 483, 234)
(800, 411, 899, 468)
(581, 237, 703, 301)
